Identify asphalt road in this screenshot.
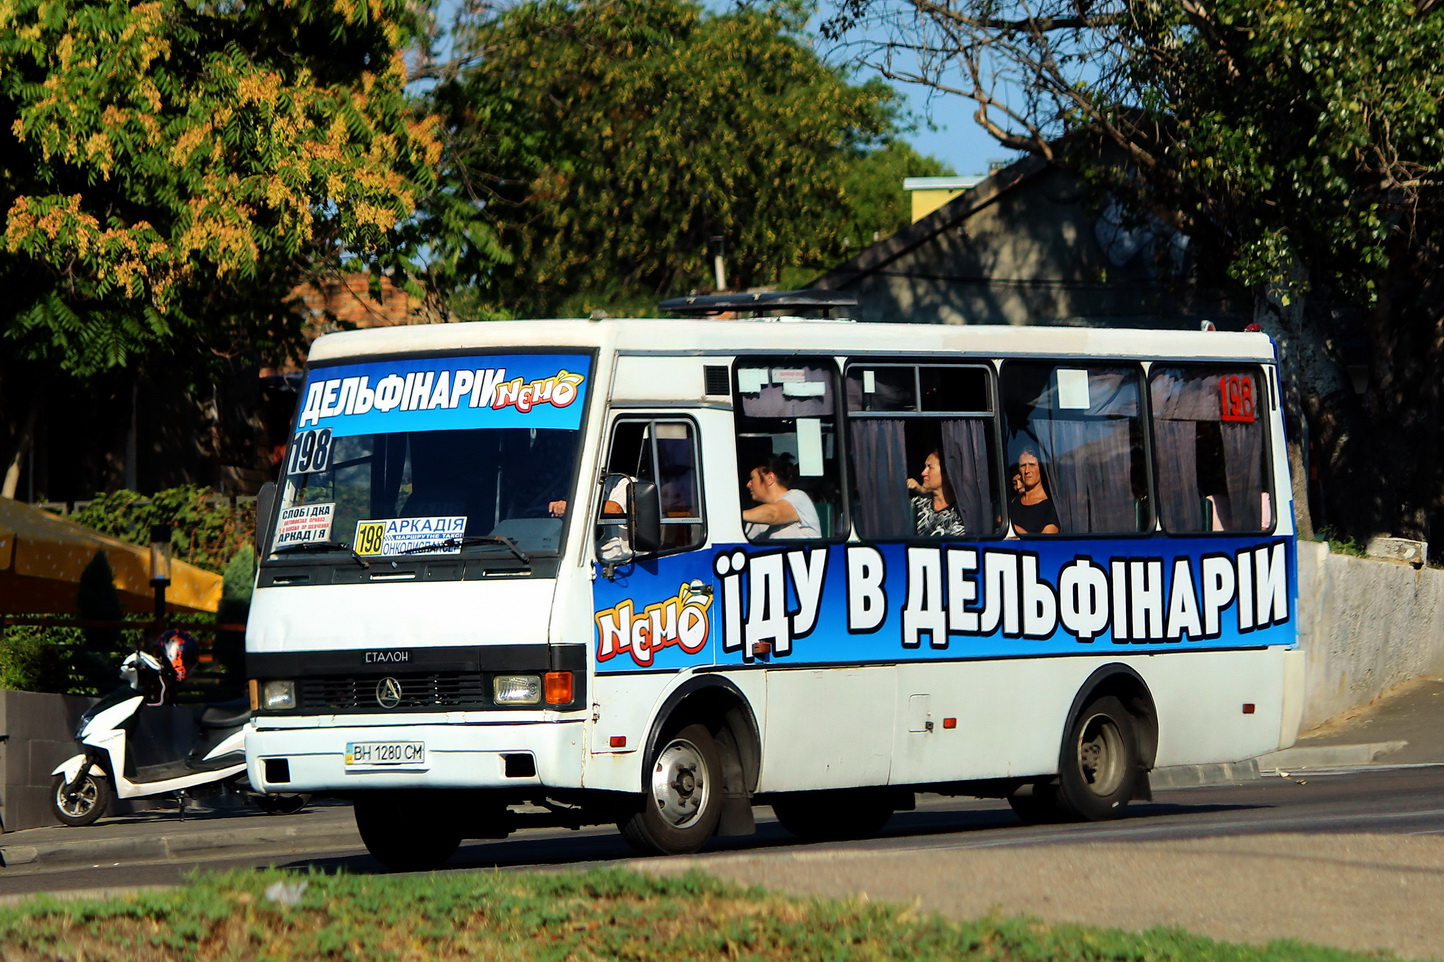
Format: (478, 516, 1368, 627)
(10, 677, 1444, 958)
(7, 767, 1444, 959)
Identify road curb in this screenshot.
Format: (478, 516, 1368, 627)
(0, 823, 362, 869)
(1149, 759, 1261, 790)
(1256, 741, 1409, 773)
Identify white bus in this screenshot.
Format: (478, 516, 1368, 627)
(245, 300, 1303, 870)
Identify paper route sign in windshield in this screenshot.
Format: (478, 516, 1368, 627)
(295, 354, 592, 437)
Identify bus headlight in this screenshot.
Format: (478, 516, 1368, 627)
(493, 675, 541, 705)
(262, 680, 297, 711)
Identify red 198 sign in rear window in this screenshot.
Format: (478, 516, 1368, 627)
(1219, 374, 1256, 423)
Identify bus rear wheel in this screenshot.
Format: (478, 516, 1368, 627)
(619, 723, 722, 855)
(1054, 695, 1139, 821)
(771, 788, 895, 841)
(354, 792, 463, 872)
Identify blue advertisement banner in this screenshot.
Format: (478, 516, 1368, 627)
(593, 537, 1297, 672)
(296, 354, 592, 437)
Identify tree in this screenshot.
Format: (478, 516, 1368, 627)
(429, 0, 930, 317)
(0, 0, 448, 490)
(825, 0, 1444, 547)
(838, 140, 953, 249)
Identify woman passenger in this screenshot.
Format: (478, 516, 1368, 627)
(906, 450, 965, 537)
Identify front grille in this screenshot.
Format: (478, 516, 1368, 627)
(300, 672, 489, 712)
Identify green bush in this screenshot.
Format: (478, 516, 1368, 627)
(70, 486, 256, 574)
(212, 545, 256, 685)
(0, 625, 82, 694)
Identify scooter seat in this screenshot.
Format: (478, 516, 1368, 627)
(196, 698, 252, 730)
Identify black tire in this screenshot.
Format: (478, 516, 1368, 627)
(354, 793, 463, 871)
(1007, 782, 1064, 825)
(255, 793, 309, 816)
(771, 788, 895, 841)
(619, 723, 723, 855)
(51, 771, 111, 827)
(1054, 695, 1140, 821)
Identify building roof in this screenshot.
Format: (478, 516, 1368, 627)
(812, 154, 1049, 291)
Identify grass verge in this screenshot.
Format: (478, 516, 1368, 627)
(0, 866, 1391, 961)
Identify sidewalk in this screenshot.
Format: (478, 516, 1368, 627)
(0, 799, 362, 871)
(5, 676, 1443, 872)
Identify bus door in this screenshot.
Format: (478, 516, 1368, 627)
(590, 416, 716, 675)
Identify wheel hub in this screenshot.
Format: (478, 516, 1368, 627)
(1078, 714, 1125, 794)
(651, 738, 709, 828)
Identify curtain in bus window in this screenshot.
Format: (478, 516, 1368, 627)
(1037, 419, 1136, 532)
(1221, 422, 1266, 529)
(1151, 419, 1202, 530)
(850, 418, 911, 538)
(1150, 368, 1268, 532)
(740, 364, 833, 418)
(1022, 369, 1142, 534)
(940, 419, 991, 536)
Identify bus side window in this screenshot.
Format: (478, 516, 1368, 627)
(1151, 366, 1272, 533)
(845, 363, 1002, 540)
(1001, 362, 1151, 535)
(734, 360, 843, 542)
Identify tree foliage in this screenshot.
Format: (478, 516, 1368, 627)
(826, 0, 1444, 544)
(430, 0, 926, 317)
(0, 0, 444, 380)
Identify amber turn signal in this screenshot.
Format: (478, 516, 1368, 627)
(544, 671, 574, 705)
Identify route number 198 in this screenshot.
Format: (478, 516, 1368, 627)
(288, 428, 333, 474)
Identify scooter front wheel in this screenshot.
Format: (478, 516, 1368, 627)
(51, 772, 111, 827)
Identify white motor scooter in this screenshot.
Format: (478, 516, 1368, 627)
(50, 646, 305, 826)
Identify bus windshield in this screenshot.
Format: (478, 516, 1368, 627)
(267, 352, 592, 560)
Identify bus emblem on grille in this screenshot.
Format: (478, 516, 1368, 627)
(375, 677, 403, 709)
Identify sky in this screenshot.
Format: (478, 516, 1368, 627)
(890, 85, 1010, 178)
(799, 3, 1016, 179)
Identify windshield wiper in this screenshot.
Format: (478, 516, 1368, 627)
(399, 535, 530, 566)
(271, 539, 370, 569)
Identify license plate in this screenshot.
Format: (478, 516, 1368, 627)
(345, 741, 427, 769)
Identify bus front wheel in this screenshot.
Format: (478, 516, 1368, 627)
(1055, 695, 1139, 821)
(619, 723, 722, 855)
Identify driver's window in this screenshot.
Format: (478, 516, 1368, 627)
(600, 419, 705, 557)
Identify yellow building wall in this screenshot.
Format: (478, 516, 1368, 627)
(910, 189, 966, 223)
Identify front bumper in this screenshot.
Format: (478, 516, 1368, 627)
(246, 718, 587, 793)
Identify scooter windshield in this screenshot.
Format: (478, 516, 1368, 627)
(266, 353, 592, 561)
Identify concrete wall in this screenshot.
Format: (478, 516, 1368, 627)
(0, 691, 190, 832)
(0, 689, 95, 833)
(843, 166, 1246, 330)
(1295, 540, 1444, 731)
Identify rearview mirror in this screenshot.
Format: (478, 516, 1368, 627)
(631, 480, 662, 555)
(255, 481, 277, 555)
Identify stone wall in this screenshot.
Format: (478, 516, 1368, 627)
(0, 691, 192, 832)
(1295, 540, 1444, 731)
(0, 689, 95, 833)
